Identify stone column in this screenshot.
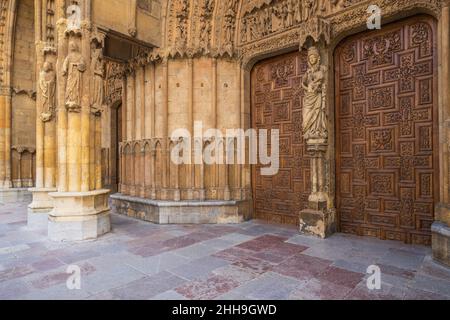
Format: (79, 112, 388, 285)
(299, 46, 335, 239)
(48, 0, 110, 241)
(0, 0, 14, 202)
(432, 2, 450, 266)
(28, 0, 58, 229)
(0, 86, 12, 191)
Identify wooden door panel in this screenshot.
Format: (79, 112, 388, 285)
(335, 16, 438, 245)
(251, 51, 310, 226)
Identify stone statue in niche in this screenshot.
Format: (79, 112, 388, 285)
(240, 17, 248, 43)
(175, 0, 188, 46)
(198, 0, 214, 51)
(294, 1, 303, 23)
(63, 41, 86, 112)
(39, 61, 56, 122)
(66, 3, 81, 32)
(303, 0, 318, 21)
(90, 44, 105, 116)
(302, 46, 328, 141)
(287, 0, 295, 27)
(224, 2, 237, 45)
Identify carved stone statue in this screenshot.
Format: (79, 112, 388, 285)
(175, 0, 188, 46)
(63, 41, 86, 112)
(240, 18, 248, 43)
(90, 45, 105, 116)
(287, 0, 295, 27)
(295, 1, 303, 23)
(39, 61, 56, 122)
(302, 46, 328, 141)
(198, 0, 214, 51)
(224, 7, 236, 45)
(303, 0, 318, 21)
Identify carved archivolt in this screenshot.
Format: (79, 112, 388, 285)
(158, 0, 445, 64)
(330, 0, 443, 39)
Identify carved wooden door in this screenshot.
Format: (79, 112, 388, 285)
(335, 16, 438, 245)
(251, 51, 310, 226)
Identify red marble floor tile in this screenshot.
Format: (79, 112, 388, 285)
(213, 247, 254, 263)
(252, 251, 285, 264)
(272, 254, 332, 281)
(265, 242, 308, 257)
(175, 274, 240, 300)
(129, 244, 169, 258)
(161, 236, 199, 250)
(316, 266, 364, 289)
(290, 278, 354, 300)
(231, 256, 274, 275)
(237, 235, 289, 252)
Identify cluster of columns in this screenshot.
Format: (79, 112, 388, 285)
(0, 0, 15, 198)
(119, 56, 247, 203)
(28, 0, 110, 241)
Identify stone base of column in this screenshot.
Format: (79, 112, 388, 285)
(48, 189, 111, 242)
(27, 188, 57, 230)
(0, 188, 32, 204)
(110, 193, 252, 224)
(432, 222, 450, 267)
(299, 207, 336, 239)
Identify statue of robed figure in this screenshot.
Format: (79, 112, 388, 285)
(63, 41, 86, 112)
(302, 46, 328, 141)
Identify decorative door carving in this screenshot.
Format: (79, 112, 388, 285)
(335, 16, 438, 245)
(251, 51, 310, 226)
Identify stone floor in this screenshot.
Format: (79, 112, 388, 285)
(0, 202, 449, 300)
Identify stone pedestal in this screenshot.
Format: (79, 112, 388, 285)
(432, 222, 450, 266)
(299, 208, 335, 239)
(110, 193, 251, 224)
(27, 188, 57, 230)
(432, 204, 450, 266)
(48, 189, 111, 241)
(299, 140, 335, 238)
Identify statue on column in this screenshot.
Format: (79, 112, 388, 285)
(39, 61, 56, 122)
(303, 0, 317, 21)
(63, 41, 86, 112)
(302, 46, 328, 141)
(90, 45, 105, 116)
